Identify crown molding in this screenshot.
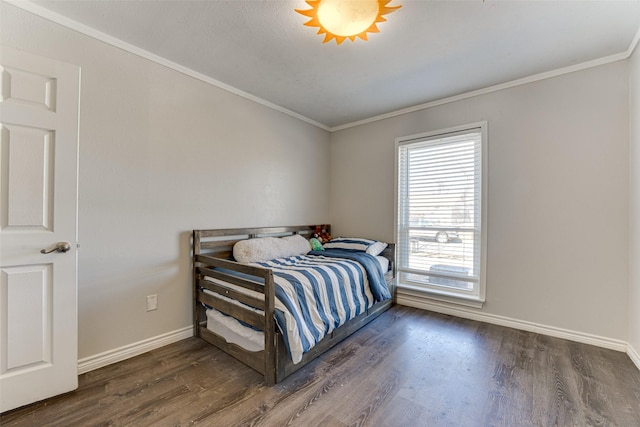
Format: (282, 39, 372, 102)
(329, 51, 630, 132)
(330, 22, 640, 132)
(6, 0, 638, 134)
(4, 0, 331, 132)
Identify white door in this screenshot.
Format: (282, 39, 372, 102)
(0, 47, 80, 412)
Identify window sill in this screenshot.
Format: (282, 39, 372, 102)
(397, 283, 485, 309)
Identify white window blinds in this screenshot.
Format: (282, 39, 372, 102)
(397, 126, 485, 301)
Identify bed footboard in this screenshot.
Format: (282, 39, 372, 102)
(194, 253, 276, 383)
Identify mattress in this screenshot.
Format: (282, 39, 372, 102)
(206, 306, 264, 352)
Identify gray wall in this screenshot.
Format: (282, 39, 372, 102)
(3, 1, 636, 362)
(2, 3, 330, 359)
(330, 62, 630, 341)
(629, 45, 640, 358)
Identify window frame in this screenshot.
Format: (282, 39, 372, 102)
(394, 122, 488, 305)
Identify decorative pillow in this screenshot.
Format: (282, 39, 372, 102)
(323, 237, 387, 255)
(233, 234, 311, 263)
(365, 241, 388, 256)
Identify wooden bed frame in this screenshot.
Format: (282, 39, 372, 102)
(193, 225, 396, 385)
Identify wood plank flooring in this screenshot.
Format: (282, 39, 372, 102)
(2, 306, 639, 426)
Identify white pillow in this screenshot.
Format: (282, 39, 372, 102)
(233, 234, 311, 263)
(366, 241, 388, 256)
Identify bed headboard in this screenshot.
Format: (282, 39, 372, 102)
(193, 225, 322, 260)
(193, 224, 395, 278)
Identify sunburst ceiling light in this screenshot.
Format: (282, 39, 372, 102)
(296, 0, 402, 45)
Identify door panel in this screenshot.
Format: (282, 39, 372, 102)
(0, 47, 79, 413)
(2, 66, 57, 111)
(1, 264, 53, 372)
(2, 125, 54, 230)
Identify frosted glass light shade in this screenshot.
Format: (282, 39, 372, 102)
(296, 0, 402, 45)
(317, 0, 379, 37)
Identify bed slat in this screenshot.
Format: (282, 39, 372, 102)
(197, 266, 265, 294)
(195, 254, 270, 278)
(199, 241, 236, 252)
(198, 278, 265, 310)
(198, 290, 265, 330)
(195, 226, 314, 239)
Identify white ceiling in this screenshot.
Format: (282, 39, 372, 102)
(28, 0, 640, 129)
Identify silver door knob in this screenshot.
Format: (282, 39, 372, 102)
(40, 242, 71, 254)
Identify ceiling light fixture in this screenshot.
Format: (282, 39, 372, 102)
(296, 0, 401, 45)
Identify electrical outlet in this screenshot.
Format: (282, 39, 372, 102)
(146, 294, 158, 311)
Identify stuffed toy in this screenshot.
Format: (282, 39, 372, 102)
(309, 237, 323, 251)
(312, 224, 332, 243)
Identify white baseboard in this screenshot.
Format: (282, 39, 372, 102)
(77, 326, 193, 374)
(628, 343, 640, 371)
(397, 292, 628, 352)
(76, 303, 640, 375)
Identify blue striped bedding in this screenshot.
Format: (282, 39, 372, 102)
(252, 249, 391, 364)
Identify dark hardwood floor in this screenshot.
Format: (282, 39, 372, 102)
(2, 306, 640, 426)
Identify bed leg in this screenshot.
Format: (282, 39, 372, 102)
(264, 270, 276, 385)
(193, 230, 200, 338)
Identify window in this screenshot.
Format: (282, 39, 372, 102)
(395, 122, 487, 303)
